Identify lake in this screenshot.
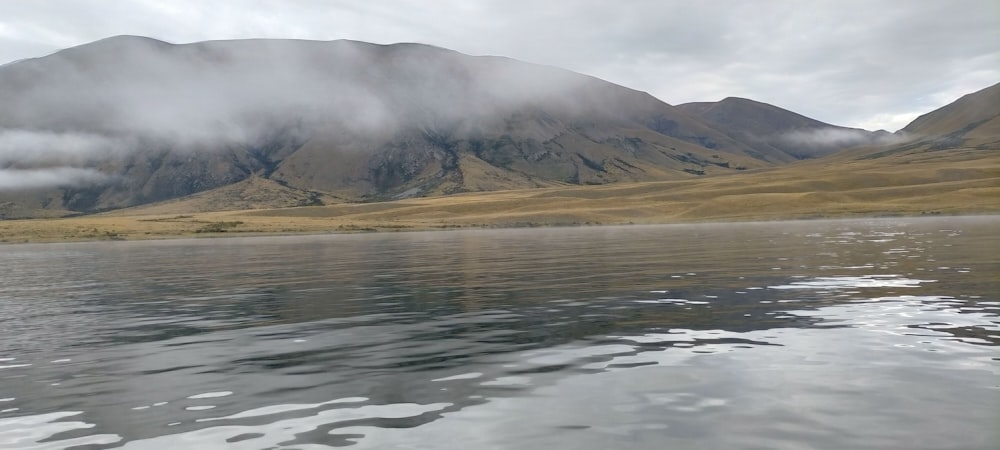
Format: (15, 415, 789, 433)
(1, 216, 998, 449)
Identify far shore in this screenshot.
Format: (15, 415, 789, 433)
(2, 206, 996, 245)
(4, 153, 998, 244)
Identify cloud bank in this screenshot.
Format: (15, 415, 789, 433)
(0, 129, 122, 190)
(0, 0, 996, 132)
(0, 129, 127, 164)
(0, 167, 108, 191)
(0, 37, 596, 146)
(0, 37, 612, 190)
(777, 128, 905, 148)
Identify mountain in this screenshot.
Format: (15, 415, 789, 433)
(677, 97, 889, 160)
(0, 36, 788, 217)
(900, 82, 1000, 140)
(3, 36, 994, 221)
(830, 81, 1000, 162)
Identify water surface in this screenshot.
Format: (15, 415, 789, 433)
(1, 217, 998, 449)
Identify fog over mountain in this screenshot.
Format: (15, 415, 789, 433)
(0, 36, 993, 218)
(1, 36, 596, 157)
(0, 36, 775, 212)
(677, 97, 900, 160)
(0, 167, 109, 191)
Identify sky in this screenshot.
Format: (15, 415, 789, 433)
(0, 0, 997, 132)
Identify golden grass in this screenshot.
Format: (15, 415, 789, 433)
(2, 150, 998, 244)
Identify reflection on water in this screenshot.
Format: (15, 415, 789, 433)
(0, 216, 998, 449)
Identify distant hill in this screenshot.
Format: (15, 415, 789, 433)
(900, 82, 1000, 139)
(0, 36, 785, 216)
(677, 97, 889, 159)
(105, 176, 337, 215)
(0, 36, 995, 219)
(829, 81, 1000, 163)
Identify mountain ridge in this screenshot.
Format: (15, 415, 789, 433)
(0, 36, 996, 220)
(0, 36, 775, 215)
(677, 96, 891, 159)
(901, 82, 1000, 138)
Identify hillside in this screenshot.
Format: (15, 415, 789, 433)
(3, 149, 996, 243)
(1, 37, 996, 225)
(3, 76, 993, 242)
(677, 97, 890, 159)
(108, 176, 339, 215)
(828, 82, 1000, 163)
(0, 36, 786, 216)
(900, 82, 1000, 140)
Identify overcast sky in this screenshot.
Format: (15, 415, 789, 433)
(0, 0, 997, 131)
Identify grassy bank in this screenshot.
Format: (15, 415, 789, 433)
(2, 153, 998, 244)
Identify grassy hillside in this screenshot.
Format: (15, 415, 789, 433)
(0, 37, 780, 214)
(1, 43, 995, 244)
(901, 82, 1000, 138)
(677, 97, 884, 159)
(2, 147, 996, 243)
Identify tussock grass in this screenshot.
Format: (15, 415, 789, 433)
(2, 150, 998, 243)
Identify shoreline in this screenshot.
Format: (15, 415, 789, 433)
(2, 209, 996, 245)
(4, 154, 999, 245)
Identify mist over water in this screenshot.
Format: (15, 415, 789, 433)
(0, 216, 997, 449)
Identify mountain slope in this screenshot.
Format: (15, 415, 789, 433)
(827, 81, 1000, 163)
(106, 176, 338, 215)
(0, 36, 784, 215)
(900, 82, 1000, 140)
(678, 97, 888, 159)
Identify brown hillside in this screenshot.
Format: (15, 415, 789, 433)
(678, 97, 885, 159)
(901, 82, 1000, 138)
(0, 36, 782, 215)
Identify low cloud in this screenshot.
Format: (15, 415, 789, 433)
(0, 129, 128, 164)
(0, 37, 600, 190)
(777, 128, 906, 148)
(0, 1, 997, 132)
(0, 167, 109, 191)
(0, 37, 593, 155)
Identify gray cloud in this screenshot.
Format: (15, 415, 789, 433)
(0, 36, 608, 179)
(777, 128, 905, 148)
(0, 167, 109, 191)
(0, 0, 997, 133)
(0, 129, 127, 164)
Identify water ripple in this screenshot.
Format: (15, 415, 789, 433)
(0, 217, 996, 449)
